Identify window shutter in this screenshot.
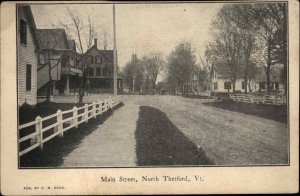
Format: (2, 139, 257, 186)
(20, 20, 27, 45)
(26, 64, 32, 91)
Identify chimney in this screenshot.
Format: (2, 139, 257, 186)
(94, 39, 97, 48)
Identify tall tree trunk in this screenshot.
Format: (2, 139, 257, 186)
(232, 79, 236, 94)
(132, 76, 136, 93)
(152, 80, 156, 95)
(79, 70, 87, 104)
(267, 36, 272, 95)
(244, 76, 248, 94)
(244, 60, 248, 95)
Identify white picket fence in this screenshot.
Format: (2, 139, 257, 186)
(230, 94, 286, 105)
(18, 96, 122, 157)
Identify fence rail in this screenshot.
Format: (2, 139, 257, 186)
(18, 96, 122, 157)
(229, 94, 286, 105)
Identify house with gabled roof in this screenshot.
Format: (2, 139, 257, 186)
(17, 5, 41, 105)
(254, 64, 285, 93)
(36, 29, 83, 97)
(84, 39, 122, 93)
(203, 63, 285, 94)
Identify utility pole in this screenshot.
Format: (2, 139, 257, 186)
(113, 4, 118, 95)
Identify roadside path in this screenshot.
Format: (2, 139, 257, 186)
(61, 102, 139, 167)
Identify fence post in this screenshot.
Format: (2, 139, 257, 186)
(73, 106, 78, 128)
(35, 116, 43, 150)
(57, 110, 63, 137)
(93, 102, 96, 119)
(110, 98, 114, 108)
(105, 99, 108, 110)
(85, 104, 89, 122)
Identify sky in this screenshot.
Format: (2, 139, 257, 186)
(31, 3, 222, 71)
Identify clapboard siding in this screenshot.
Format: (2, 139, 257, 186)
(17, 7, 37, 105)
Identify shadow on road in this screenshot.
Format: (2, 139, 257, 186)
(202, 101, 287, 124)
(135, 106, 214, 166)
(20, 102, 125, 168)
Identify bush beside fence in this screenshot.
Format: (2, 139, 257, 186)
(18, 96, 122, 157)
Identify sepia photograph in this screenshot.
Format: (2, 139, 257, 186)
(1, 0, 299, 195)
(17, 1, 289, 168)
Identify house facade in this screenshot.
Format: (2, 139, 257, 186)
(85, 39, 123, 94)
(203, 64, 285, 94)
(17, 5, 41, 105)
(37, 29, 83, 96)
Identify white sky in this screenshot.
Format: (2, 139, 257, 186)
(31, 3, 222, 70)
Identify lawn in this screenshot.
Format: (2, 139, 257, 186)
(19, 101, 85, 125)
(202, 101, 287, 124)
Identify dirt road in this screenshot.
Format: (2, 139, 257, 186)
(125, 95, 288, 165)
(61, 95, 288, 166)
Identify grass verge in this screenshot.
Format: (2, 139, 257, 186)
(203, 101, 287, 124)
(135, 106, 214, 166)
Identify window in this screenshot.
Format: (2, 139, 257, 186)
(38, 53, 45, 65)
(214, 82, 218, 90)
(91, 56, 94, 64)
(88, 67, 94, 76)
(87, 56, 93, 64)
(96, 56, 102, 64)
(242, 82, 245, 90)
(26, 64, 31, 91)
(103, 68, 107, 76)
(96, 67, 101, 76)
(20, 20, 27, 45)
(224, 82, 231, 90)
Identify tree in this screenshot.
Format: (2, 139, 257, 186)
(249, 3, 287, 94)
(98, 27, 112, 50)
(122, 54, 144, 93)
(166, 42, 196, 94)
(142, 53, 165, 94)
(59, 8, 98, 103)
(206, 5, 245, 93)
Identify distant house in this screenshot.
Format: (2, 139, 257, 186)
(85, 39, 122, 93)
(203, 63, 285, 94)
(37, 29, 82, 96)
(254, 64, 285, 93)
(17, 5, 41, 105)
(208, 64, 252, 93)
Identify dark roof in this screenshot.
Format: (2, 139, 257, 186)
(212, 63, 284, 82)
(18, 6, 41, 49)
(255, 65, 284, 82)
(37, 29, 70, 50)
(86, 45, 114, 59)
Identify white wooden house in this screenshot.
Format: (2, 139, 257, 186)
(17, 5, 41, 105)
(203, 64, 285, 94)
